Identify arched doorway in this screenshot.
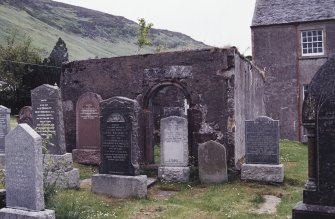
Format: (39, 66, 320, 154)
(141, 81, 193, 165)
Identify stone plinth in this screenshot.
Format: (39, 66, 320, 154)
(91, 174, 147, 198)
(43, 153, 80, 189)
(241, 163, 284, 183)
(292, 201, 335, 219)
(0, 208, 55, 219)
(158, 167, 190, 183)
(198, 140, 228, 184)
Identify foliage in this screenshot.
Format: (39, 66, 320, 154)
(136, 18, 153, 52)
(0, 29, 42, 112)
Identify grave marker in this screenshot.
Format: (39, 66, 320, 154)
(0, 106, 10, 168)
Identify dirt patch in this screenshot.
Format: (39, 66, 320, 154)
(251, 195, 281, 214)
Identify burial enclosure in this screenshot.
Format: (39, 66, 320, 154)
(61, 48, 264, 168)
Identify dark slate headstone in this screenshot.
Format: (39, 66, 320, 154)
(76, 92, 102, 150)
(99, 97, 140, 176)
(17, 106, 33, 127)
(5, 124, 44, 211)
(293, 55, 335, 218)
(31, 84, 66, 155)
(0, 106, 11, 153)
(198, 140, 227, 184)
(245, 116, 280, 164)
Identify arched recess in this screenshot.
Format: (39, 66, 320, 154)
(140, 80, 194, 165)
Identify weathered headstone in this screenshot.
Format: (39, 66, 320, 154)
(158, 116, 189, 182)
(241, 116, 284, 183)
(163, 107, 185, 117)
(31, 84, 79, 189)
(92, 96, 147, 198)
(0, 106, 10, 168)
(17, 106, 33, 127)
(31, 84, 65, 155)
(0, 124, 55, 218)
(292, 54, 335, 218)
(73, 92, 102, 164)
(198, 140, 227, 184)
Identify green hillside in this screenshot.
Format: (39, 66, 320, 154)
(0, 0, 208, 60)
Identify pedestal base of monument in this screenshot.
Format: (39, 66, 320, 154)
(158, 166, 190, 183)
(72, 149, 100, 165)
(0, 208, 55, 219)
(91, 174, 147, 198)
(292, 201, 335, 219)
(0, 154, 5, 169)
(241, 163, 284, 183)
(43, 153, 80, 189)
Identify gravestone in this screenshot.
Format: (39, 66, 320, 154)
(92, 96, 147, 198)
(163, 107, 185, 117)
(198, 140, 227, 184)
(158, 116, 190, 182)
(241, 116, 284, 183)
(0, 124, 55, 218)
(17, 106, 33, 127)
(31, 84, 79, 189)
(0, 106, 10, 168)
(73, 92, 102, 164)
(292, 54, 335, 218)
(31, 84, 65, 154)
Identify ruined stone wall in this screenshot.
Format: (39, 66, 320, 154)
(61, 48, 264, 167)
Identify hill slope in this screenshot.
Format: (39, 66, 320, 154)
(0, 0, 208, 60)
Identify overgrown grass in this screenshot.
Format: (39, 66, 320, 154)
(48, 140, 307, 219)
(73, 163, 98, 180)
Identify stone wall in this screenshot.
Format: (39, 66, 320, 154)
(61, 48, 264, 168)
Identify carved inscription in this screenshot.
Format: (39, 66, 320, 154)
(33, 99, 56, 140)
(0, 113, 7, 153)
(80, 103, 99, 120)
(245, 117, 279, 164)
(6, 152, 31, 193)
(101, 113, 131, 175)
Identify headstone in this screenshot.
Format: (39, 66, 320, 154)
(92, 96, 147, 198)
(17, 106, 33, 127)
(73, 92, 102, 164)
(198, 140, 228, 184)
(31, 84, 79, 189)
(158, 116, 190, 182)
(292, 54, 335, 218)
(0, 124, 55, 218)
(163, 107, 185, 117)
(0, 106, 10, 168)
(99, 96, 140, 175)
(241, 116, 284, 183)
(245, 116, 280, 164)
(31, 84, 66, 155)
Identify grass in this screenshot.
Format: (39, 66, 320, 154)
(9, 116, 17, 130)
(47, 140, 307, 219)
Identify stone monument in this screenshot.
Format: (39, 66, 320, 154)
(158, 116, 189, 182)
(292, 55, 335, 218)
(32, 84, 79, 189)
(91, 96, 147, 198)
(198, 140, 228, 184)
(17, 106, 33, 127)
(0, 124, 55, 218)
(73, 92, 102, 165)
(0, 106, 10, 169)
(241, 116, 284, 183)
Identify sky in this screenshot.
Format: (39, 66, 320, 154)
(53, 0, 256, 55)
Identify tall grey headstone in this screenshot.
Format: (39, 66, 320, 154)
(0, 106, 10, 168)
(31, 84, 65, 155)
(31, 84, 79, 189)
(198, 140, 228, 184)
(241, 116, 284, 183)
(92, 96, 147, 198)
(0, 124, 55, 218)
(158, 116, 190, 182)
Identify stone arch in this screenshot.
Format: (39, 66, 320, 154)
(141, 80, 192, 110)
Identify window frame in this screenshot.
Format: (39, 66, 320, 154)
(301, 29, 324, 57)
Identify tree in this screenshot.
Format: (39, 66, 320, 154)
(0, 30, 41, 112)
(136, 18, 153, 53)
